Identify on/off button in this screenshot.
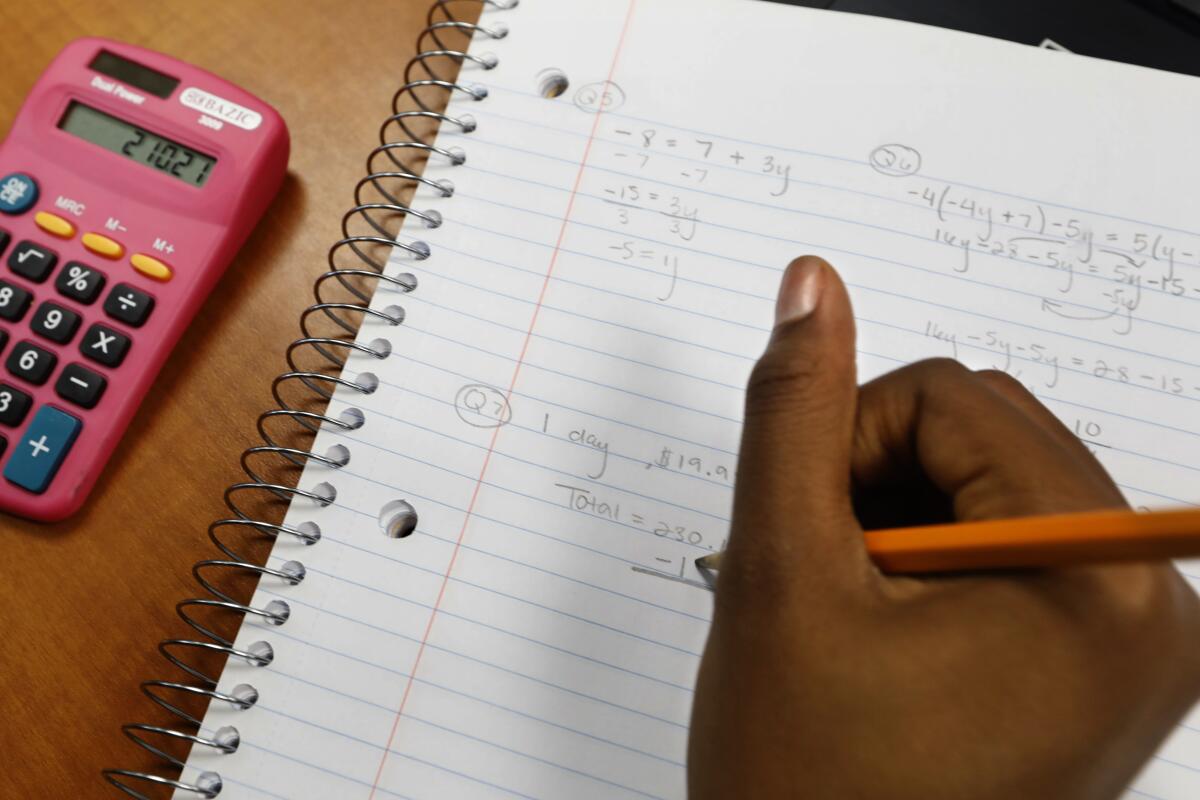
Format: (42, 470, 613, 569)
(0, 173, 38, 215)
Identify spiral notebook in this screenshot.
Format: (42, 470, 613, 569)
(104, 0, 1200, 797)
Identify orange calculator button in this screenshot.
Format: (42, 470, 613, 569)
(81, 232, 124, 259)
(34, 211, 75, 239)
(130, 253, 173, 282)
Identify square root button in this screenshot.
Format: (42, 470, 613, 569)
(3, 406, 81, 493)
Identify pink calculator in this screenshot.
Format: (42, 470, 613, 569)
(0, 38, 288, 522)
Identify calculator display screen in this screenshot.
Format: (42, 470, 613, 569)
(57, 101, 216, 187)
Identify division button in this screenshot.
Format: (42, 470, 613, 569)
(103, 283, 154, 327)
(82, 232, 124, 260)
(34, 211, 76, 239)
(0, 173, 38, 215)
(2, 405, 82, 494)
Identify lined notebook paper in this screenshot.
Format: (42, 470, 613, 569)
(181, 1, 1200, 797)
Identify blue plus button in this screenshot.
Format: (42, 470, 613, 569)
(3, 406, 81, 493)
(0, 172, 38, 215)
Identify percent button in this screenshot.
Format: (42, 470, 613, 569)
(55, 261, 107, 305)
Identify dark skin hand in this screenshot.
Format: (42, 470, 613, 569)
(688, 256, 1200, 800)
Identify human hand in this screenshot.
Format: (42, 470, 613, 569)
(688, 256, 1200, 800)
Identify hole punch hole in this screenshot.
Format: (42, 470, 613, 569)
(536, 69, 570, 99)
(339, 408, 365, 430)
(379, 499, 418, 539)
(230, 683, 259, 709)
(406, 239, 432, 259)
(477, 52, 499, 70)
(245, 640, 274, 666)
(456, 115, 477, 134)
(369, 338, 393, 359)
(324, 443, 351, 466)
(386, 274, 417, 293)
(295, 520, 322, 544)
(354, 373, 379, 395)
(279, 560, 306, 584)
(263, 599, 291, 626)
(196, 772, 222, 796)
(434, 179, 455, 197)
(422, 209, 444, 228)
(310, 482, 337, 507)
(214, 725, 241, 752)
(381, 304, 406, 324)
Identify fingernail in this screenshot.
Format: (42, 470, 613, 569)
(775, 257, 825, 326)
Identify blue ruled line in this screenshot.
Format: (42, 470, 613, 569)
(260, 611, 689, 730)
(298, 522, 711, 623)
(299, 560, 703, 671)
(251, 702, 662, 799)
(259, 663, 686, 768)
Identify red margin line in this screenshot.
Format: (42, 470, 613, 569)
(368, 2, 639, 793)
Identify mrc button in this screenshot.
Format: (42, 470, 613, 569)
(0, 173, 38, 215)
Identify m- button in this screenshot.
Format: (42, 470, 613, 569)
(80, 323, 131, 368)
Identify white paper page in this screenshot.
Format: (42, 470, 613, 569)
(181, 1, 1200, 797)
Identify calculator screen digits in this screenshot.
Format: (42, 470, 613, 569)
(57, 101, 216, 187)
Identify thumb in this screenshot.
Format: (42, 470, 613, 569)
(727, 256, 864, 572)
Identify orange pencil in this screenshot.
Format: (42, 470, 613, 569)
(694, 507, 1200, 574)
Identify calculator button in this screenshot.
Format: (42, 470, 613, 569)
(34, 211, 75, 239)
(30, 301, 81, 344)
(55, 363, 106, 409)
(0, 173, 38, 215)
(130, 253, 173, 282)
(6, 341, 56, 385)
(0, 382, 32, 427)
(0, 328, 7, 354)
(3, 405, 81, 494)
(8, 240, 58, 282)
(82, 232, 124, 260)
(55, 261, 106, 305)
(103, 283, 154, 327)
(80, 323, 130, 367)
(0, 228, 9, 256)
(0, 279, 32, 321)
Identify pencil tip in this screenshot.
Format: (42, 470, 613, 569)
(695, 552, 722, 570)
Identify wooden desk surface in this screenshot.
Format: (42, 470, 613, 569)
(0, 1, 437, 794)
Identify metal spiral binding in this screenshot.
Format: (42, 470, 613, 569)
(103, 1, 516, 796)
